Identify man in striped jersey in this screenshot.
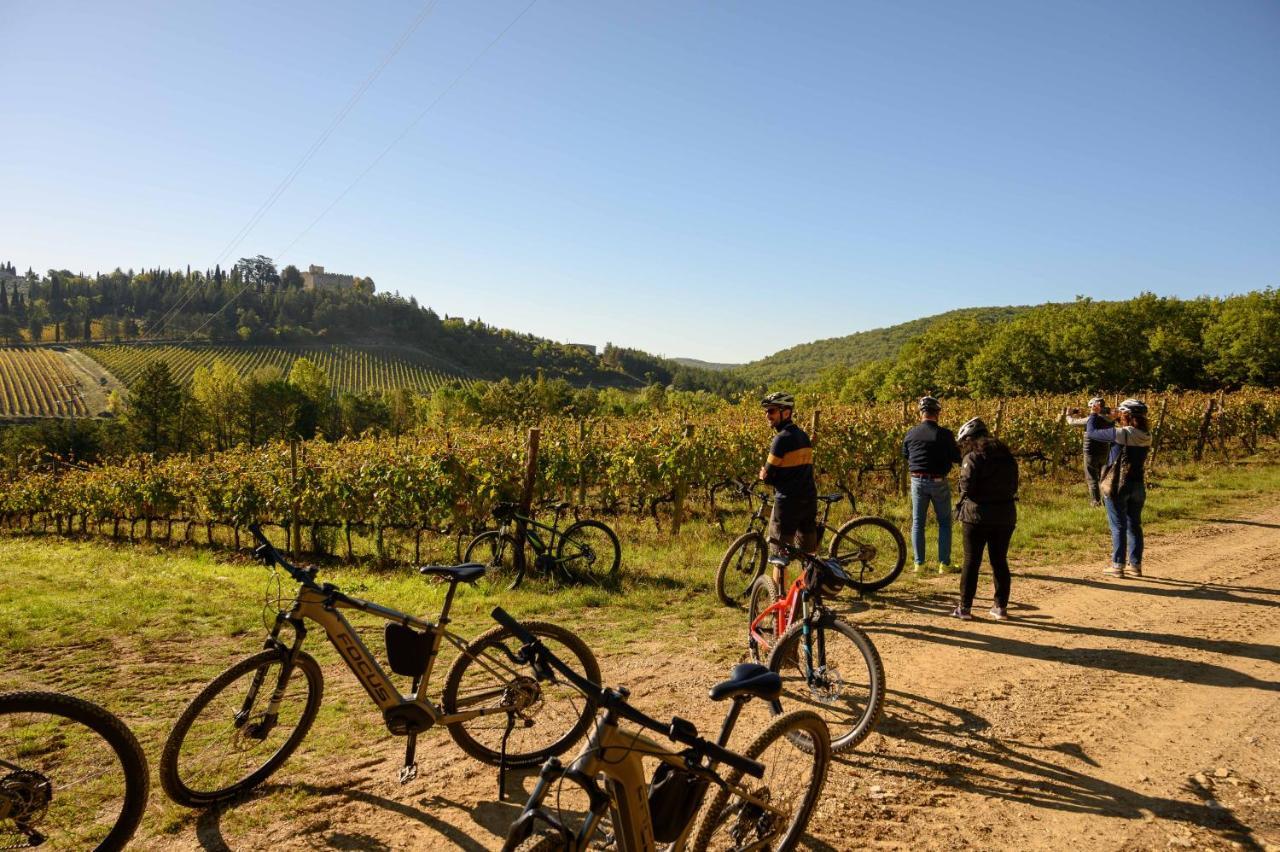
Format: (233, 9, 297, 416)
(758, 391, 818, 589)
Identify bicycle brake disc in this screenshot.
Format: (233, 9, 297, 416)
(808, 665, 845, 704)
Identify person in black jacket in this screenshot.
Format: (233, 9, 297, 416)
(952, 417, 1019, 621)
(1063, 396, 1112, 506)
(903, 396, 962, 573)
(757, 391, 818, 589)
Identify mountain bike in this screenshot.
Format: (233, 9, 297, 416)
(464, 501, 621, 592)
(714, 479, 906, 606)
(0, 690, 149, 851)
(492, 607, 831, 852)
(160, 524, 601, 807)
(747, 538, 886, 753)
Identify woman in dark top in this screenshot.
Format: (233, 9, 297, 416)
(1086, 399, 1151, 578)
(952, 417, 1019, 621)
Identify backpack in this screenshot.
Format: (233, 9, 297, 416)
(1098, 450, 1128, 500)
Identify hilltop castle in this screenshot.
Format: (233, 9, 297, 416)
(301, 264, 374, 294)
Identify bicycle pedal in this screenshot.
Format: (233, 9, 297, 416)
(398, 763, 418, 785)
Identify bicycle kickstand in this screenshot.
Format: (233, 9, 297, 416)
(399, 677, 422, 784)
(497, 711, 517, 801)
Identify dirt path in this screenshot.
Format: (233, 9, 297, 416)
(165, 510, 1280, 851)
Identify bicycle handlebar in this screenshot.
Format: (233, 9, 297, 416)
(490, 607, 764, 780)
(248, 523, 320, 589)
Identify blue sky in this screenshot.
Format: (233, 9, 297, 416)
(2, 1, 1277, 363)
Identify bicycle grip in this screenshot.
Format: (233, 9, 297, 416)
(490, 607, 537, 646)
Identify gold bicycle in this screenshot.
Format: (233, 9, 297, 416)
(494, 607, 831, 851)
(160, 524, 600, 806)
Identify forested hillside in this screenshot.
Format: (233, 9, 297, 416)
(0, 257, 738, 394)
(736, 306, 1032, 386)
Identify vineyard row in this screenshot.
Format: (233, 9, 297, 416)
(80, 344, 471, 395)
(0, 348, 90, 418)
(4, 390, 1278, 558)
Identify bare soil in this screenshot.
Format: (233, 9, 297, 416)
(153, 508, 1280, 851)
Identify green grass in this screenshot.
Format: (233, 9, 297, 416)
(2, 448, 1278, 844)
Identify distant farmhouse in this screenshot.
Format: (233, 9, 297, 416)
(301, 264, 374, 294)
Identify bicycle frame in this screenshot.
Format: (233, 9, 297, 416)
(513, 714, 788, 852)
(748, 574, 812, 661)
(258, 580, 515, 732)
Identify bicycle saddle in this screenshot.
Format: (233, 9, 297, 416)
(818, 493, 843, 504)
(708, 663, 782, 703)
(418, 563, 487, 584)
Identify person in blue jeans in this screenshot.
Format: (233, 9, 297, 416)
(1086, 399, 1151, 578)
(902, 396, 962, 573)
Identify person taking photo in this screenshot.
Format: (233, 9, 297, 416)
(1063, 396, 1113, 506)
(1087, 399, 1151, 578)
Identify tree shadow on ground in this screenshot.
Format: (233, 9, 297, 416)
(1197, 516, 1280, 531)
(839, 689, 1266, 849)
(1015, 571, 1280, 608)
(192, 771, 538, 851)
(879, 591, 1280, 667)
(865, 603, 1279, 692)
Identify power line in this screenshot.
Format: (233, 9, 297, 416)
(150, 0, 441, 338)
(183, 0, 541, 345)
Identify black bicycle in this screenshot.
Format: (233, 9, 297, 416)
(464, 502, 621, 592)
(0, 690, 149, 851)
(714, 479, 906, 606)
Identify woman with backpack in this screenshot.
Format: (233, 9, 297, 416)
(952, 417, 1019, 621)
(1087, 399, 1152, 578)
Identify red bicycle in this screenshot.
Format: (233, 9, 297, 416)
(747, 539, 886, 753)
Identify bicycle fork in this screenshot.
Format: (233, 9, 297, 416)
(239, 616, 307, 739)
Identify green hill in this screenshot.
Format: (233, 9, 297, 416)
(735, 305, 1033, 387)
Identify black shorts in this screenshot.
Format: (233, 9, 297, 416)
(768, 495, 818, 555)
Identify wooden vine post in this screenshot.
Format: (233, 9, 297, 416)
(1148, 397, 1169, 473)
(289, 439, 300, 557)
(671, 423, 695, 535)
(1193, 397, 1217, 461)
(577, 419, 588, 507)
(515, 427, 540, 573)
(993, 398, 1006, 438)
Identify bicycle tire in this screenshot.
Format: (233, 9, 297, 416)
(160, 649, 324, 807)
(442, 620, 601, 767)
(828, 515, 906, 592)
(555, 520, 621, 587)
(715, 531, 767, 607)
(464, 529, 527, 592)
(746, 575, 780, 664)
(0, 691, 149, 852)
(766, 613, 885, 753)
(690, 709, 831, 852)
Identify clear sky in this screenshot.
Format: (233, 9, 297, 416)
(2, 1, 1277, 363)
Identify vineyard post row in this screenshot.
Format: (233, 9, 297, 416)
(1, 390, 1278, 564)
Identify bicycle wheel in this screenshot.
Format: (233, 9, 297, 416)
(555, 520, 620, 587)
(715, 531, 767, 607)
(442, 621, 601, 767)
(746, 575, 780, 664)
(0, 691, 149, 852)
(766, 613, 885, 753)
(691, 709, 831, 852)
(161, 649, 324, 807)
(829, 516, 906, 592)
(464, 529, 527, 592)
